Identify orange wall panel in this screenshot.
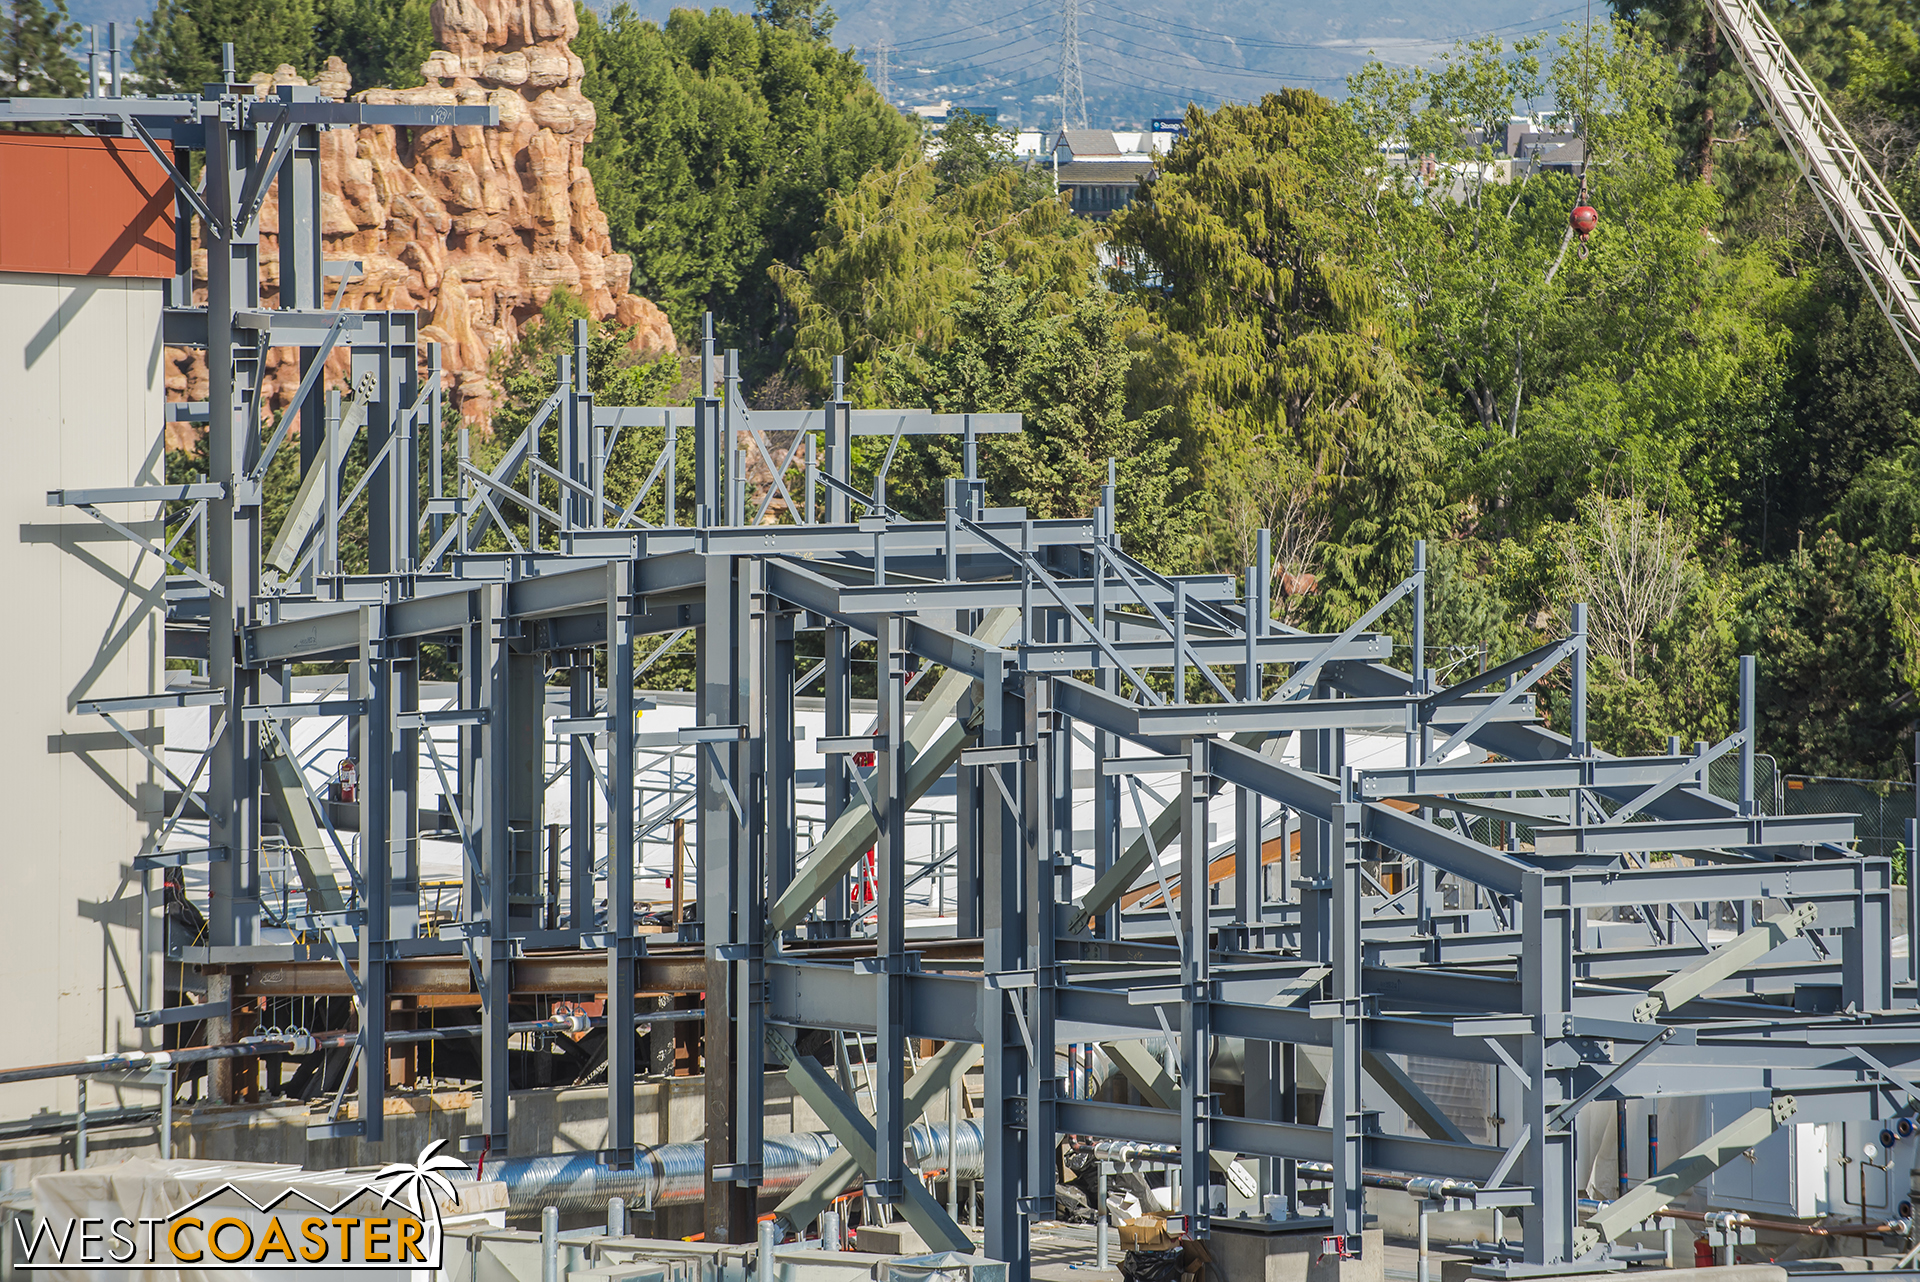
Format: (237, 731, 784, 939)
(0, 133, 175, 279)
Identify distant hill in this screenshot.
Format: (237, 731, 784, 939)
(588, 0, 1590, 128)
(59, 0, 1586, 126)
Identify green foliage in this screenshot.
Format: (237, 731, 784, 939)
(875, 250, 1193, 567)
(485, 289, 688, 545)
(133, 0, 317, 90)
(1742, 530, 1913, 778)
(577, 2, 919, 363)
(313, 0, 431, 91)
(753, 0, 833, 40)
(1105, 91, 1446, 623)
(1612, 0, 1920, 228)
(773, 157, 1097, 401)
(932, 110, 1054, 204)
(1343, 24, 1792, 542)
(1, 0, 82, 104)
(134, 0, 433, 91)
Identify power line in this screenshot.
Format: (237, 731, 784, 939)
(1094, 0, 1592, 50)
(884, 0, 1056, 49)
(939, 38, 1061, 73)
(1087, 29, 1367, 78)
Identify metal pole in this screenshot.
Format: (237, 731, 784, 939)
(324, 388, 341, 574)
(1417, 1199, 1431, 1282)
(608, 1196, 626, 1238)
(1740, 654, 1757, 814)
(1097, 1163, 1110, 1270)
(161, 1067, 173, 1159)
(541, 1206, 558, 1282)
(758, 1218, 778, 1282)
(949, 1076, 960, 1223)
(1617, 1097, 1630, 1196)
(75, 1075, 87, 1167)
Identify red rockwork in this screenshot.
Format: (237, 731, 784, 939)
(164, 0, 674, 448)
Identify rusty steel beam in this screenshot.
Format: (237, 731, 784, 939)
(235, 948, 709, 998)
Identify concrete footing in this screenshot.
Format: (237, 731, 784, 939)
(1207, 1224, 1386, 1282)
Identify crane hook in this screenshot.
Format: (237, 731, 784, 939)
(1570, 179, 1597, 259)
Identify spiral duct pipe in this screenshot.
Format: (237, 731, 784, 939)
(481, 1122, 992, 1212)
(481, 1132, 840, 1212)
(904, 1119, 988, 1180)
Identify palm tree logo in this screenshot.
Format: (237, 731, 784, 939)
(373, 1139, 469, 1219)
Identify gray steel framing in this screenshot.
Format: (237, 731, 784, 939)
(13, 74, 1920, 1282)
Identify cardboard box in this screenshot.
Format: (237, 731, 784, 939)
(1119, 1216, 1178, 1252)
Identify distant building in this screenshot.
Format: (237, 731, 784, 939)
(1506, 118, 1584, 174)
(1049, 128, 1155, 220)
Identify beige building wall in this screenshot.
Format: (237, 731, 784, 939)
(0, 271, 165, 1132)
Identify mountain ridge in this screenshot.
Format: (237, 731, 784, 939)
(57, 0, 1594, 126)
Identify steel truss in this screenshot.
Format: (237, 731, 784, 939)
(11, 75, 1920, 1282)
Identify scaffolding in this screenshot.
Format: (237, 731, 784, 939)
(7, 69, 1920, 1282)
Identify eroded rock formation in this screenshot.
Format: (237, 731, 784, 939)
(165, 0, 674, 445)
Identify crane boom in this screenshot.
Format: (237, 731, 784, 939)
(1708, 0, 1920, 372)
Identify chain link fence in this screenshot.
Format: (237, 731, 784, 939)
(1782, 774, 1916, 864)
(1708, 753, 1780, 816)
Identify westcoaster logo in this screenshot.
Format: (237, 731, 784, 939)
(16, 1140, 470, 1270)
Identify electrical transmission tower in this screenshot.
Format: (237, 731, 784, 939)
(875, 40, 891, 103)
(1058, 0, 1087, 130)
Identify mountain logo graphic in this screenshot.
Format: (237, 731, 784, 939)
(16, 1140, 472, 1270)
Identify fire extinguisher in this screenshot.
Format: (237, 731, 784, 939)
(855, 847, 877, 907)
(1695, 1236, 1714, 1268)
(334, 758, 358, 804)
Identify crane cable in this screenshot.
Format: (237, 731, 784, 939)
(1548, 0, 1600, 283)
(1573, 0, 1597, 259)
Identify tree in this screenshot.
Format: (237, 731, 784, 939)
(772, 156, 1097, 402)
(932, 109, 1052, 204)
(132, 0, 317, 91)
(1560, 494, 1692, 680)
(577, 3, 918, 366)
(313, 0, 431, 91)
(1742, 530, 1912, 778)
(1341, 24, 1793, 542)
(754, 0, 833, 41)
(875, 250, 1192, 567)
(0, 0, 82, 107)
(1105, 90, 1446, 623)
(1614, 0, 1920, 230)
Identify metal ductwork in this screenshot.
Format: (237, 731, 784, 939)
(482, 1122, 993, 1212)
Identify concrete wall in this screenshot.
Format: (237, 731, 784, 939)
(0, 271, 165, 1133)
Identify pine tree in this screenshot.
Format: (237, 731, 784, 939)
(131, 0, 316, 94)
(314, 0, 432, 91)
(0, 0, 83, 103)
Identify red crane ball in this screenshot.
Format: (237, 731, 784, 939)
(1570, 204, 1599, 238)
